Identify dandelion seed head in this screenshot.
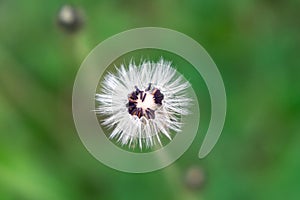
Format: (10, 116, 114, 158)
(95, 59, 191, 149)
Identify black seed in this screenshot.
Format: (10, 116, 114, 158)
(140, 91, 143, 100)
(146, 108, 155, 119)
(128, 101, 136, 107)
(146, 83, 152, 91)
(135, 86, 141, 94)
(127, 99, 137, 114)
(131, 92, 138, 100)
(145, 110, 150, 119)
(132, 109, 137, 116)
(128, 106, 137, 115)
(142, 93, 147, 102)
(154, 89, 164, 105)
(137, 108, 143, 118)
(140, 109, 143, 117)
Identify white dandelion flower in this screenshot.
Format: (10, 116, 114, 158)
(95, 59, 191, 149)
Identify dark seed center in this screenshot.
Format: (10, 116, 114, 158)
(126, 84, 164, 119)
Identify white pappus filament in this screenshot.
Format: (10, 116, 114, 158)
(95, 59, 191, 149)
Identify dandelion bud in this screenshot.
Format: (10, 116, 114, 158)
(184, 166, 206, 190)
(57, 5, 84, 33)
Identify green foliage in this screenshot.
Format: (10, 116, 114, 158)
(0, 0, 299, 199)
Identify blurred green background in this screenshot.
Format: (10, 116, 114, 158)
(1, 0, 300, 199)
